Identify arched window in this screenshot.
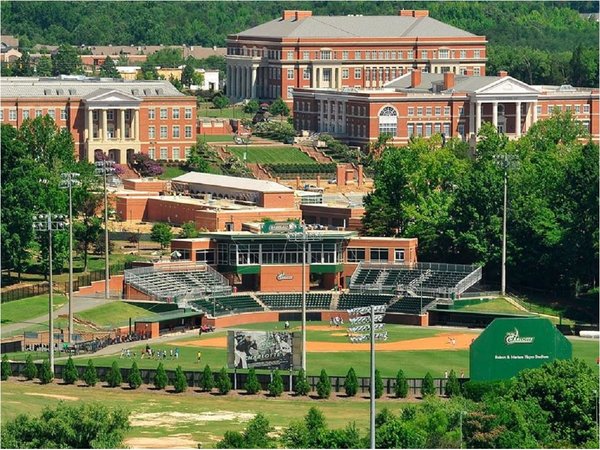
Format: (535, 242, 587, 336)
(378, 106, 398, 136)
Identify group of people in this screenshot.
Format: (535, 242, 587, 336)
(119, 344, 180, 360)
(444, 370, 466, 379)
(330, 316, 344, 327)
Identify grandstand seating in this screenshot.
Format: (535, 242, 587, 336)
(216, 295, 263, 313)
(189, 298, 229, 316)
(337, 293, 394, 310)
(387, 297, 436, 314)
(259, 292, 332, 310)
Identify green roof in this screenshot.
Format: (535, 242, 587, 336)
(135, 310, 203, 323)
(197, 230, 356, 242)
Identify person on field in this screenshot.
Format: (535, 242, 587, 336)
(197, 352, 202, 364)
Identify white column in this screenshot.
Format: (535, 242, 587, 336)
(101, 109, 107, 142)
(120, 109, 126, 140)
(235, 66, 241, 100)
(475, 101, 482, 134)
(515, 101, 522, 137)
(311, 66, 316, 88)
(469, 101, 475, 136)
(251, 67, 257, 99)
(333, 100, 338, 133)
(532, 101, 538, 123)
(492, 102, 498, 128)
(342, 101, 347, 134)
(319, 99, 324, 132)
(134, 109, 140, 141)
(227, 65, 232, 97)
(86, 109, 92, 141)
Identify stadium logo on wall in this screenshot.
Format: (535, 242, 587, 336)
(276, 272, 294, 281)
(504, 328, 535, 345)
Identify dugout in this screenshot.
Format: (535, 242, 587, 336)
(135, 310, 203, 339)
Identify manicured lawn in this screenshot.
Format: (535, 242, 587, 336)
(199, 134, 233, 142)
(228, 146, 314, 164)
(159, 165, 189, 180)
(1, 294, 66, 325)
(453, 297, 525, 314)
(75, 301, 160, 329)
(197, 105, 253, 119)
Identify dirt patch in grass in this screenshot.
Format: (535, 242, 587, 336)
(125, 435, 198, 449)
(25, 392, 79, 401)
(130, 411, 255, 428)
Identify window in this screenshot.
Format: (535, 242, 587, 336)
(172, 108, 180, 119)
(385, 51, 390, 60)
(287, 51, 294, 60)
(378, 51, 384, 59)
(417, 107, 423, 116)
(407, 123, 414, 137)
(0, 110, 4, 121)
(582, 120, 590, 130)
(160, 126, 167, 138)
(22, 110, 29, 120)
(443, 123, 450, 136)
(347, 248, 366, 262)
(320, 50, 331, 60)
(148, 126, 156, 139)
(474, 49, 481, 58)
(426, 107, 432, 116)
(354, 68, 361, 79)
(458, 123, 465, 138)
(61, 108, 68, 120)
(185, 147, 191, 158)
(394, 249, 405, 261)
(9, 109, 16, 121)
(444, 106, 451, 116)
(434, 123, 441, 133)
(460, 50, 467, 59)
(172, 147, 180, 160)
(425, 123, 432, 137)
(303, 51, 309, 60)
(583, 104, 590, 113)
(398, 50, 404, 59)
(160, 108, 167, 119)
(355, 50, 361, 60)
(407, 107, 414, 116)
(391, 51, 396, 60)
(148, 147, 155, 159)
(459, 107, 464, 115)
(342, 51, 349, 60)
(342, 69, 349, 79)
(160, 147, 168, 160)
(48, 109, 55, 119)
(287, 69, 294, 80)
(303, 68, 310, 80)
(438, 49, 449, 59)
(416, 123, 423, 136)
(185, 125, 192, 138)
(36, 109, 42, 117)
(185, 107, 192, 119)
(378, 106, 398, 136)
(107, 110, 114, 120)
(566, 105, 572, 112)
(370, 248, 388, 262)
(575, 105, 580, 113)
(548, 105, 554, 113)
(435, 107, 441, 116)
(287, 86, 294, 99)
(421, 50, 428, 59)
(365, 51, 371, 59)
(195, 250, 215, 264)
(172, 125, 180, 138)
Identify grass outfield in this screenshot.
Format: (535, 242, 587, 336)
(75, 302, 160, 329)
(228, 146, 314, 164)
(1, 294, 66, 325)
(1, 379, 402, 448)
(453, 298, 524, 314)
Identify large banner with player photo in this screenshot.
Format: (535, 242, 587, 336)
(227, 330, 302, 370)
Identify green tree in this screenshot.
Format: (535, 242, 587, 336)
(244, 368, 261, 394)
(12, 50, 33, 76)
(137, 60, 159, 80)
(173, 365, 188, 393)
(74, 215, 103, 272)
(216, 367, 232, 394)
(1, 402, 130, 449)
(147, 47, 183, 68)
(212, 94, 230, 112)
(569, 44, 599, 87)
(99, 56, 120, 78)
(23, 354, 37, 380)
(38, 360, 54, 385)
(178, 221, 199, 238)
(62, 356, 79, 385)
(82, 359, 98, 387)
(106, 361, 122, 388)
(181, 64, 199, 87)
(51, 44, 82, 75)
(154, 362, 168, 390)
(316, 369, 331, 399)
(375, 368, 384, 399)
(344, 367, 358, 397)
(36, 56, 52, 76)
(395, 369, 408, 398)
(1, 354, 12, 381)
(268, 370, 284, 397)
(445, 369, 461, 397)
(150, 222, 173, 250)
(128, 361, 142, 389)
(200, 364, 214, 392)
(294, 368, 310, 396)
(421, 372, 435, 397)
(186, 139, 212, 173)
(243, 99, 260, 114)
(217, 412, 275, 448)
(269, 97, 290, 117)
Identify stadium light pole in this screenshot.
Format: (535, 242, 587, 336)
(493, 154, 518, 296)
(60, 172, 80, 343)
(32, 213, 68, 374)
(95, 160, 116, 299)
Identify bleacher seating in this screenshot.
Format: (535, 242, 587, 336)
(215, 295, 263, 313)
(387, 297, 436, 314)
(259, 293, 332, 310)
(337, 293, 394, 310)
(189, 298, 229, 316)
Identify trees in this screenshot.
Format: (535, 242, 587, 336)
(186, 139, 212, 173)
(1, 355, 12, 381)
(244, 368, 261, 394)
(154, 362, 168, 390)
(173, 365, 188, 393)
(82, 359, 98, 387)
(316, 369, 331, 399)
(147, 47, 183, 68)
(445, 369, 461, 397)
(181, 64, 203, 87)
(150, 222, 173, 250)
(1, 402, 130, 449)
(569, 44, 599, 88)
(395, 369, 408, 398)
(243, 99, 260, 114)
(200, 364, 214, 392)
(268, 370, 284, 397)
(216, 367, 232, 394)
(128, 361, 142, 389)
(178, 221, 199, 239)
(212, 94, 230, 111)
(106, 361, 122, 388)
(421, 372, 435, 397)
(36, 56, 53, 77)
(294, 368, 310, 396)
(51, 44, 82, 75)
(269, 98, 290, 117)
(62, 356, 79, 385)
(23, 354, 37, 380)
(344, 367, 358, 397)
(375, 369, 384, 399)
(38, 360, 54, 385)
(99, 56, 120, 78)
(130, 152, 163, 176)
(217, 413, 276, 448)
(138, 60, 159, 80)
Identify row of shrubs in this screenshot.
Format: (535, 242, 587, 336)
(2, 355, 464, 399)
(265, 163, 337, 175)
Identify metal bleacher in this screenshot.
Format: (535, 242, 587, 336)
(259, 292, 333, 310)
(189, 294, 264, 316)
(386, 296, 437, 314)
(337, 292, 394, 310)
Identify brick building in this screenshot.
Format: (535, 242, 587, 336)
(292, 70, 599, 146)
(226, 9, 487, 104)
(0, 76, 197, 163)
